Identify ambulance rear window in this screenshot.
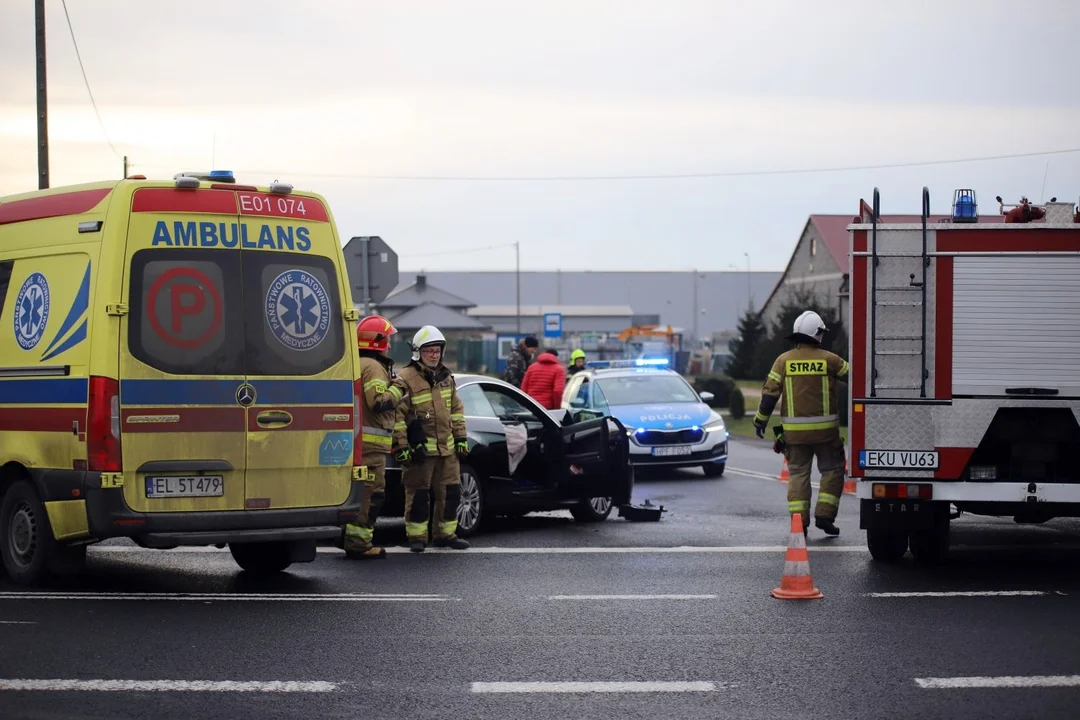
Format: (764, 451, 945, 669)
(243, 252, 345, 377)
(128, 250, 246, 376)
(128, 249, 345, 377)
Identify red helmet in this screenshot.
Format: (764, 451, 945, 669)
(357, 315, 397, 352)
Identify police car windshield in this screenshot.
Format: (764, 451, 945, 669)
(594, 374, 699, 406)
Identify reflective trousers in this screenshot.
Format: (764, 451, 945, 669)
(343, 453, 387, 552)
(402, 453, 462, 544)
(784, 434, 846, 527)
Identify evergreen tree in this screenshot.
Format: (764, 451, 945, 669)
(725, 309, 766, 379)
(751, 288, 848, 378)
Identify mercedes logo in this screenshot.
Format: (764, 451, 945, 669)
(236, 383, 257, 407)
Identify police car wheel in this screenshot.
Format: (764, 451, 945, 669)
(570, 497, 613, 523)
(229, 542, 293, 574)
(0, 480, 55, 586)
(702, 463, 726, 478)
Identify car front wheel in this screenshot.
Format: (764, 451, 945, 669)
(455, 464, 484, 538)
(570, 496, 613, 523)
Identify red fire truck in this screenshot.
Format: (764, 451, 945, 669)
(849, 188, 1080, 563)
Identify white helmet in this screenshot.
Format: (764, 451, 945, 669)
(791, 310, 827, 342)
(411, 325, 446, 365)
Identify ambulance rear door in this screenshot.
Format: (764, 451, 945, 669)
(120, 187, 248, 513)
(235, 191, 354, 511)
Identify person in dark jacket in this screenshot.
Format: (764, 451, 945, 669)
(521, 350, 566, 409)
(503, 336, 538, 388)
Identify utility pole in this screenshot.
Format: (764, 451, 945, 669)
(744, 252, 753, 310)
(691, 269, 699, 343)
(123, 155, 128, 178)
(35, 0, 49, 189)
(515, 241, 521, 335)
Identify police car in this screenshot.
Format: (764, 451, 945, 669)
(561, 359, 729, 476)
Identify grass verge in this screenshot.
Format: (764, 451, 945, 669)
(722, 412, 848, 441)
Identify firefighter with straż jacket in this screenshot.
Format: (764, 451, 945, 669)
(753, 311, 850, 537)
(343, 315, 404, 559)
(392, 326, 471, 553)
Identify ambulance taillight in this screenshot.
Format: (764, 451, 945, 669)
(353, 378, 363, 467)
(87, 376, 122, 472)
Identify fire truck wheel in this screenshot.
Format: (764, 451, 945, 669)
(909, 513, 950, 565)
(866, 524, 909, 563)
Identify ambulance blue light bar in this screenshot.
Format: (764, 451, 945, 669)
(209, 170, 235, 183)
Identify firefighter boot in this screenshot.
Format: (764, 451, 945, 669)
(346, 546, 387, 560)
(409, 541, 426, 553)
(815, 517, 840, 536)
(434, 536, 470, 550)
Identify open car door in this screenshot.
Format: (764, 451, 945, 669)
(559, 416, 633, 505)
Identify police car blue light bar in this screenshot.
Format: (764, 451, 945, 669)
(585, 358, 670, 369)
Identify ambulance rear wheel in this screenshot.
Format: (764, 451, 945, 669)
(229, 542, 292, 574)
(866, 524, 909, 563)
(0, 480, 54, 586)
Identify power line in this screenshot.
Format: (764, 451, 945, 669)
(134, 146, 1080, 182)
(60, 0, 120, 160)
(402, 242, 517, 258)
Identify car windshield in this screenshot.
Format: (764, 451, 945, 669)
(595, 374, 699, 406)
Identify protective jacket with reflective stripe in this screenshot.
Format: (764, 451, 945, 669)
(393, 362, 467, 457)
(755, 344, 849, 445)
(359, 353, 401, 455)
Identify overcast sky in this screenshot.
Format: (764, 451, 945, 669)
(2, 0, 1078, 272)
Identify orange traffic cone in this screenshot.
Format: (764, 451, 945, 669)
(777, 457, 790, 483)
(770, 513, 824, 600)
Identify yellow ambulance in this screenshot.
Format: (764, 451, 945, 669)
(0, 171, 367, 585)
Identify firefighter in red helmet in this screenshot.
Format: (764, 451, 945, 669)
(343, 315, 403, 559)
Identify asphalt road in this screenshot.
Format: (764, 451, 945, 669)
(3, 436, 1080, 719)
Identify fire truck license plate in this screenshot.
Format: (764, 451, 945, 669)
(859, 450, 939, 470)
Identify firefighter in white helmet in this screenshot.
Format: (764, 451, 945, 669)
(753, 310, 850, 536)
(392, 325, 470, 552)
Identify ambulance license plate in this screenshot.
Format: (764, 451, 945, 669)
(653, 446, 692, 457)
(859, 450, 939, 470)
(145, 475, 224, 498)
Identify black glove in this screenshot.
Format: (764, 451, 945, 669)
(372, 399, 395, 414)
(754, 421, 767, 439)
(394, 447, 412, 465)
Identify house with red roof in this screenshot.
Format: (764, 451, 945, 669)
(759, 200, 1005, 331)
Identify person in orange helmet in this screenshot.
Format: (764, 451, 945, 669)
(343, 315, 403, 559)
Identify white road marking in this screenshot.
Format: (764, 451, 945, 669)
(549, 594, 717, 601)
(0, 621, 35, 625)
(915, 675, 1080, 689)
(89, 544, 868, 554)
(727, 466, 821, 489)
(0, 592, 449, 603)
(867, 591, 1051, 598)
(471, 681, 718, 693)
(0, 679, 339, 693)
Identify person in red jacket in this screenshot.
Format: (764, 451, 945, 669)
(521, 349, 566, 409)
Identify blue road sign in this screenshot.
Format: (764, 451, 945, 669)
(543, 312, 562, 339)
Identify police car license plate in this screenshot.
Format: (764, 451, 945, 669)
(859, 450, 939, 470)
(653, 446, 692, 457)
(145, 475, 224, 498)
